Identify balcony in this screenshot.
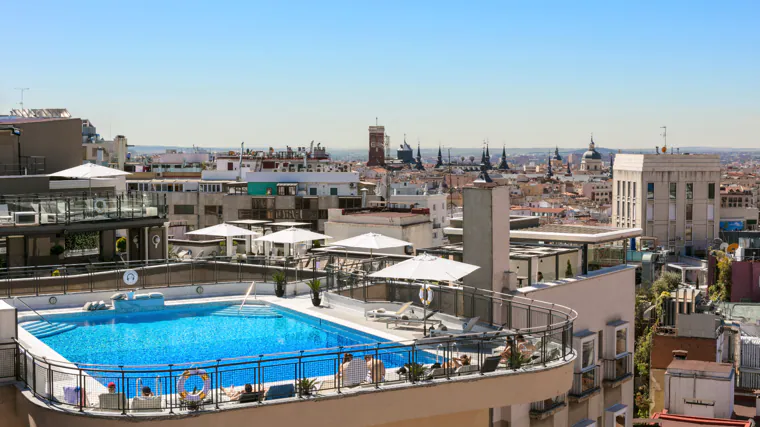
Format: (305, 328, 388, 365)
(0, 192, 166, 230)
(530, 394, 567, 419)
(603, 352, 632, 386)
(569, 366, 601, 401)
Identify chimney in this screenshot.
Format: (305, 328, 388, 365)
(360, 188, 368, 207)
(673, 350, 688, 360)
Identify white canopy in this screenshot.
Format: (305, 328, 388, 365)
(49, 163, 132, 179)
(329, 233, 411, 250)
(368, 253, 479, 281)
(186, 223, 260, 237)
(187, 223, 261, 257)
(255, 227, 331, 244)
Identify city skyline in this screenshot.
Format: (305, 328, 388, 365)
(2, 0, 758, 149)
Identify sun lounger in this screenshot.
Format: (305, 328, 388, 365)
(365, 302, 414, 320)
(99, 393, 125, 410)
(131, 396, 162, 411)
(265, 384, 295, 401)
(387, 310, 442, 330)
(429, 316, 480, 336)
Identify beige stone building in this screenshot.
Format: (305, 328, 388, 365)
(613, 154, 721, 255)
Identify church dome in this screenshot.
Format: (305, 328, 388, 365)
(583, 139, 601, 160)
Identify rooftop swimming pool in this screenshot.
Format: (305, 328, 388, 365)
(21, 303, 430, 368)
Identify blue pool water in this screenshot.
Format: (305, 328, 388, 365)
(22, 304, 435, 393)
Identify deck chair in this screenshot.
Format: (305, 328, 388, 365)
(429, 316, 480, 336)
(365, 301, 414, 320)
(99, 393, 125, 410)
(131, 396, 162, 411)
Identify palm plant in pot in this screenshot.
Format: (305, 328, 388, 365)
(272, 271, 286, 297)
(307, 279, 322, 307)
(297, 378, 318, 397)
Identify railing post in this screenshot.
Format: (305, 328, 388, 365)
(78, 368, 84, 412)
(374, 344, 380, 389)
(168, 364, 174, 414)
(48, 360, 53, 402)
(120, 366, 126, 415)
(31, 355, 36, 397)
(215, 360, 221, 409)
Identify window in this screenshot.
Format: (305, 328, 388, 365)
(616, 328, 627, 355)
(685, 225, 693, 242)
(708, 183, 715, 200)
(647, 183, 654, 199)
(309, 188, 317, 196)
(632, 183, 636, 198)
(205, 205, 222, 216)
(686, 203, 693, 221)
(627, 182, 631, 198)
(670, 182, 677, 200)
(617, 181, 620, 196)
(330, 187, 338, 196)
(686, 183, 693, 200)
(582, 339, 595, 370)
(598, 331, 604, 360)
(669, 203, 676, 220)
(227, 162, 233, 171)
(174, 205, 194, 215)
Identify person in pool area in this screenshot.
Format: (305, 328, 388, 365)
(107, 382, 116, 393)
(338, 353, 354, 379)
(499, 334, 536, 364)
(365, 355, 386, 382)
(443, 354, 471, 370)
(135, 383, 155, 400)
(222, 383, 254, 401)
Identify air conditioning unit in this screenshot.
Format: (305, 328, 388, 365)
(40, 213, 58, 224)
(14, 212, 38, 225)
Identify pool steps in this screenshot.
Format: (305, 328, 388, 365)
(211, 305, 282, 318)
(22, 321, 78, 338)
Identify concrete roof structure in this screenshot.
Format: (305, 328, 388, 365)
(510, 224, 642, 244)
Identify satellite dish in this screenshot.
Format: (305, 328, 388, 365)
(727, 243, 739, 254)
(719, 243, 729, 251)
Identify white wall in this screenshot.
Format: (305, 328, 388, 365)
(664, 374, 733, 419)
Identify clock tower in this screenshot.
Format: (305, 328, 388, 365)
(367, 125, 385, 166)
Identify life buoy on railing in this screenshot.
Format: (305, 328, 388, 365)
(177, 369, 211, 402)
(94, 198, 107, 214)
(419, 283, 434, 306)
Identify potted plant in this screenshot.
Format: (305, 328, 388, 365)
(400, 363, 428, 382)
(307, 279, 322, 306)
(115, 237, 127, 254)
(272, 271, 286, 297)
(50, 244, 65, 259)
(297, 378, 317, 397)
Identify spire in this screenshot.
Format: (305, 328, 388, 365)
(566, 160, 572, 175)
(474, 158, 493, 184)
(415, 141, 424, 171)
(497, 145, 509, 170)
(435, 144, 443, 168)
(590, 133, 595, 150)
(546, 156, 553, 178)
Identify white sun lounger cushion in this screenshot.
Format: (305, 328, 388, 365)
(82, 301, 93, 311)
(111, 293, 127, 300)
(148, 292, 164, 299)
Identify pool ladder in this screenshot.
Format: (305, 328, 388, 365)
(239, 281, 256, 313)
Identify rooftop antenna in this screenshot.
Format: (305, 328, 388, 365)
(660, 126, 668, 153)
(15, 88, 30, 110)
(375, 117, 378, 126)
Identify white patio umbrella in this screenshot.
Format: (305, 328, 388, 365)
(255, 227, 331, 257)
(50, 163, 133, 216)
(187, 223, 261, 257)
(368, 253, 479, 282)
(329, 233, 411, 258)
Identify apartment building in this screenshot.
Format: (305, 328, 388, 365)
(613, 153, 721, 255)
(719, 185, 758, 231)
(441, 181, 637, 427)
(582, 180, 612, 204)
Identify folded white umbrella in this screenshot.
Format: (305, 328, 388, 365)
(368, 253, 479, 282)
(255, 227, 331, 244)
(187, 223, 260, 256)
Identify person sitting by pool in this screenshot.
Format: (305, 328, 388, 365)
(135, 382, 155, 399)
(499, 335, 536, 364)
(338, 353, 354, 377)
(221, 383, 255, 401)
(107, 382, 117, 393)
(443, 354, 471, 370)
(365, 355, 386, 382)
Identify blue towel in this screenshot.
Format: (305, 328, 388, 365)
(63, 386, 81, 405)
(265, 384, 294, 400)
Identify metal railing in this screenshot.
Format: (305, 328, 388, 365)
(0, 255, 333, 298)
(0, 156, 46, 176)
(570, 365, 601, 397)
(530, 393, 566, 414)
(603, 352, 632, 383)
(0, 191, 166, 227)
(9, 318, 574, 415)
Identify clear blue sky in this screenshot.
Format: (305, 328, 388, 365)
(2, 0, 758, 149)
